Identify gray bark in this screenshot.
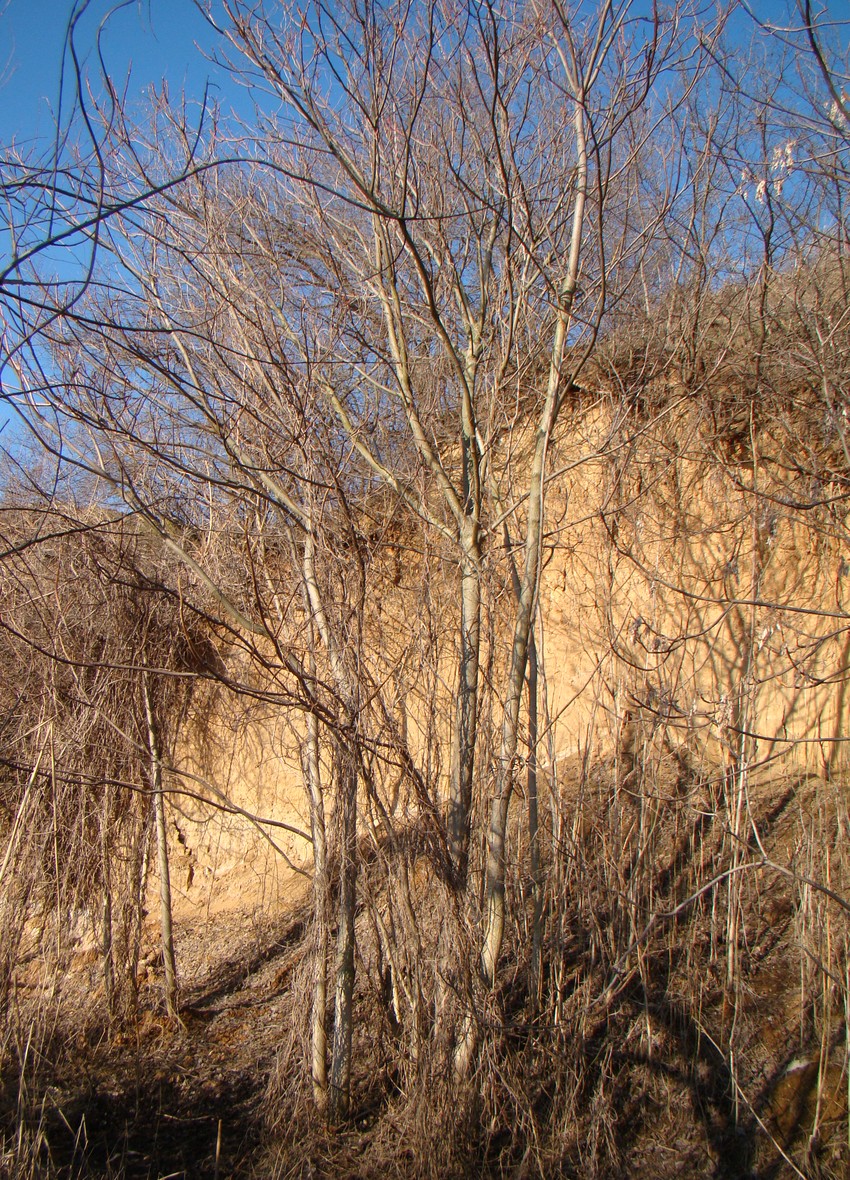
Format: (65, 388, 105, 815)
(329, 746, 358, 1122)
(302, 517, 362, 1120)
(143, 671, 178, 1017)
(527, 633, 544, 1003)
(481, 91, 588, 988)
(302, 703, 329, 1110)
(448, 524, 481, 886)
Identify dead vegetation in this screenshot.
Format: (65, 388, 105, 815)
(5, 360, 850, 1178)
(4, 315, 850, 1178)
(3, 753, 849, 1179)
(2, 1, 850, 1175)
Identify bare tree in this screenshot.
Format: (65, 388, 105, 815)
(18, 0, 838, 1132)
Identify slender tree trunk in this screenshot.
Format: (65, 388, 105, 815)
(301, 516, 360, 1118)
(481, 95, 588, 988)
(527, 632, 544, 1003)
(329, 743, 358, 1122)
(448, 523, 480, 887)
(481, 569, 536, 986)
(302, 703, 329, 1110)
(481, 352, 569, 988)
(143, 671, 178, 1017)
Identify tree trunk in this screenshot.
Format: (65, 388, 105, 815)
(301, 516, 360, 1119)
(302, 704, 329, 1110)
(448, 523, 480, 887)
(480, 93, 588, 988)
(481, 575, 536, 986)
(329, 744, 357, 1122)
(143, 671, 178, 1017)
(527, 632, 544, 1003)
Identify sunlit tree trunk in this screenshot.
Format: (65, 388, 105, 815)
(481, 89, 589, 988)
(143, 670, 178, 1017)
(448, 524, 481, 886)
(329, 743, 358, 1122)
(527, 632, 544, 1003)
(302, 698, 329, 1110)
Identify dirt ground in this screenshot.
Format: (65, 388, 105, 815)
(4, 875, 312, 1179)
(5, 772, 850, 1180)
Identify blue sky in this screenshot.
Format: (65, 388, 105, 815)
(0, 0, 232, 151)
(0, 1, 239, 452)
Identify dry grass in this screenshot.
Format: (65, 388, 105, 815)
(4, 362, 850, 1177)
(2, 730, 849, 1179)
(246, 756, 850, 1180)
